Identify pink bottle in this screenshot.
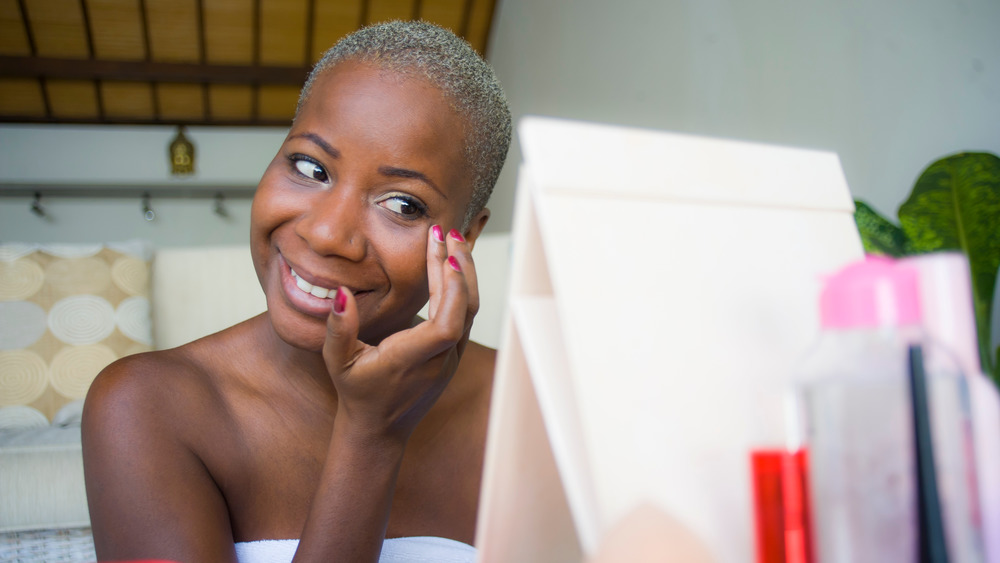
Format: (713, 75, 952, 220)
(790, 256, 983, 562)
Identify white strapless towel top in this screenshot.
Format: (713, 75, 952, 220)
(234, 536, 476, 563)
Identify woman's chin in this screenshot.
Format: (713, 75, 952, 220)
(273, 318, 327, 353)
(261, 302, 325, 352)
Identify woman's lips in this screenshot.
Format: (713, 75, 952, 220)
(278, 255, 367, 318)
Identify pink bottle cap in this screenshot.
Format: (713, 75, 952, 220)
(819, 256, 922, 329)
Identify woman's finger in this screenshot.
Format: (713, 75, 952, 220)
(322, 286, 362, 378)
(425, 225, 447, 317)
(445, 228, 480, 329)
(431, 242, 470, 341)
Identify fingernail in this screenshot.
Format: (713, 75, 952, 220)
(448, 229, 465, 242)
(448, 256, 462, 272)
(333, 287, 347, 314)
(432, 225, 444, 243)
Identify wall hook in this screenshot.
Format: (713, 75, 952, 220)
(142, 192, 155, 221)
(30, 191, 46, 218)
(213, 192, 229, 218)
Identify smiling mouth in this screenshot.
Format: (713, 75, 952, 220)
(290, 268, 339, 299)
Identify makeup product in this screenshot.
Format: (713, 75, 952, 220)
(750, 449, 812, 563)
(908, 345, 949, 563)
(790, 257, 981, 562)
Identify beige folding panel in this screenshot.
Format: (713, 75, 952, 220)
(476, 117, 864, 562)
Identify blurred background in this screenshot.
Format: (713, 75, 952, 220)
(1, 0, 998, 243)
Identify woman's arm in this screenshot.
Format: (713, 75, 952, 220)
(292, 225, 479, 563)
(82, 355, 238, 563)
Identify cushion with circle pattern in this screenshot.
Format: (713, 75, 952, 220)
(0, 241, 152, 423)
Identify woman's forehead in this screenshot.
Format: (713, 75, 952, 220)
(291, 61, 476, 203)
(297, 62, 466, 140)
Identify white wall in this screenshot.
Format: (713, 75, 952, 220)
(0, 124, 287, 246)
(0, 124, 285, 185)
(485, 0, 1000, 230)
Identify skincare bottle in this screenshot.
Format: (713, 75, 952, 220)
(790, 257, 981, 562)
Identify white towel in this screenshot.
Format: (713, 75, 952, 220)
(234, 536, 476, 563)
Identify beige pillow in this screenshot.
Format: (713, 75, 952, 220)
(0, 241, 152, 422)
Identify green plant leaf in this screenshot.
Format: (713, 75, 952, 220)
(994, 345, 1000, 387)
(853, 200, 910, 256)
(899, 152, 1000, 375)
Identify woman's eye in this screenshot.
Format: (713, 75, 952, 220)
(379, 196, 426, 219)
(293, 158, 328, 182)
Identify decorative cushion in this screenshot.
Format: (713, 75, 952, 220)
(0, 241, 153, 423)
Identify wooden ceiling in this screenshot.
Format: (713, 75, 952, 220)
(0, 0, 498, 126)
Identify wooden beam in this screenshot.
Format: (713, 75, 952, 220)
(252, 0, 261, 121)
(94, 78, 106, 119)
(39, 78, 52, 118)
(359, 0, 369, 27)
(138, 0, 152, 60)
(252, 0, 261, 66)
(460, 0, 474, 38)
(16, 0, 36, 56)
(305, 0, 317, 66)
(0, 56, 311, 85)
(0, 114, 292, 127)
(138, 0, 159, 119)
(79, 0, 103, 119)
(79, 0, 95, 58)
(196, 0, 207, 64)
(196, 0, 209, 121)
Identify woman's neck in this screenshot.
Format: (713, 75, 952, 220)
(254, 313, 339, 402)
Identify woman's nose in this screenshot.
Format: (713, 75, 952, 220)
(294, 189, 367, 261)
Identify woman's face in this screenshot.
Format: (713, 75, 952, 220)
(251, 60, 485, 350)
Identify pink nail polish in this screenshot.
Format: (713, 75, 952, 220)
(333, 287, 347, 314)
(448, 256, 462, 272)
(448, 229, 465, 242)
(432, 225, 444, 243)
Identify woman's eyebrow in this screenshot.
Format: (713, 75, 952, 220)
(288, 132, 340, 159)
(378, 166, 447, 200)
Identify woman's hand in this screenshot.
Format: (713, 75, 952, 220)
(292, 224, 482, 562)
(321, 224, 479, 444)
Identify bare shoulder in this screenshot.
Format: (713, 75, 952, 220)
(83, 315, 266, 434)
(452, 339, 496, 405)
(81, 321, 263, 562)
(462, 340, 497, 379)
(430, 339, 495, 436)
(464, 339, 497, 370)
(84, 351, 193, 444)
(83, 339, 221, 440)
(391, 340, 496, 541)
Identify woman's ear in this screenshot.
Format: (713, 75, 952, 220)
(462, 207, 491, 250)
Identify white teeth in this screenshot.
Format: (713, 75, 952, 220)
(295, 275, 312, 293)
(290, 268, 335, 299)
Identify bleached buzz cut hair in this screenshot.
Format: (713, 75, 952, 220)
(297, 20, 512, 227)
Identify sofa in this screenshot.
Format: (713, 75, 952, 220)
(0, 235, 511, 534)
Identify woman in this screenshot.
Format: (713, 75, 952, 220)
(82, 20, 511, 563)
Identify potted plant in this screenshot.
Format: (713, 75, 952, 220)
(853, 151, 1000, 385)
